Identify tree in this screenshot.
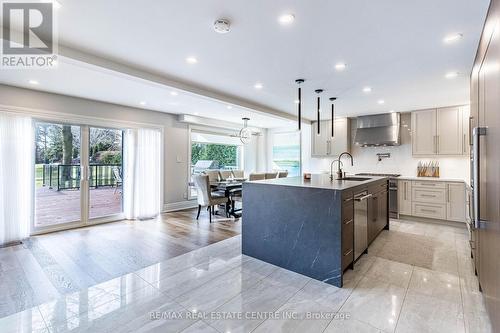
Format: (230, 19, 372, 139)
(191, 143, 237, 168)
(61, 125, 73, 181)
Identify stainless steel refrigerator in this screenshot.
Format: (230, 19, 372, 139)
(470, 0, 500, 329)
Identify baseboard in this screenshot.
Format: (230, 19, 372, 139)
(163, 200, 198, 212)
(397, 214, 467, 229)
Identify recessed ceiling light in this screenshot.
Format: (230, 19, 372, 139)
(194, 112, 199, 115)
(335, 63, 347, 71)
(185, 56, 198, 64)
(445, 71, 460, 79)
(443, 33, 463, 44)
(139, 101, 146, 106)
(226, 105, 233, 109)
(362, 87, 372, 93)
(28, 80, 39, 85)
(378, 99, 385, 105)
(254, 82, 263, 89)
(278, 13, 295, 25)
(170, 91, 179, 96)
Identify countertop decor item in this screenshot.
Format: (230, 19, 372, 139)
(417, 161, 440, 177)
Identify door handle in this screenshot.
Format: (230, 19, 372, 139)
(354, 193, 372, 201)
(472, 126, 487, 229)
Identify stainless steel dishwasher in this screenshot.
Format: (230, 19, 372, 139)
(354, 191, 371, 261)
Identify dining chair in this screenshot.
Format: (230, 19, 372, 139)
(278, 171, 288, 178)
(265, 172, 279, 179)
(219, 170, 233, 180)
(192, 174, 229, 223)
(203, 169, 220, 182)
(231, 170, 245, 179)
(249, 173, 266, 181)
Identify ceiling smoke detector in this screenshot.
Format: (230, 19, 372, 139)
(214, 18, 231, 34)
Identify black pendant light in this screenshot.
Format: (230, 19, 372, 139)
(329, 97, 337, 138)
(295, 79, 305, 130)
(315, 89, 323, 135)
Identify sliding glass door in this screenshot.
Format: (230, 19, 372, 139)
(35, 122, 82, 228)
(34, 122, 124, 232)
(88, 127, 123, 219)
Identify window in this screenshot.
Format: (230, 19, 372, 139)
(189, 129, 244, 197)
(272, 131, 301, 177)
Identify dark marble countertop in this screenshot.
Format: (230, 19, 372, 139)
(246, 174, 388, 191)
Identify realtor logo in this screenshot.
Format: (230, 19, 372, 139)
(1, 1, 57, 68)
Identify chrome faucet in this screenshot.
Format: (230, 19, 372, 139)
(330, 160, 343, 180)
(335, 151, 354, 180)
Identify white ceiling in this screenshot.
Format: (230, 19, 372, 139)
(0, 0, 490, 123)
(0, 56, 293, 128)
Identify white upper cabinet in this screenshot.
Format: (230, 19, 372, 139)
(462, 105, 471, 155)
(436, 106, 463, 155)
(412, 109, 437, 155)
(412, 106, 468, 156)
(311, 118, 350, 157)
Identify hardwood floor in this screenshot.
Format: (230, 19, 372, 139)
(0, 208, 240, 318)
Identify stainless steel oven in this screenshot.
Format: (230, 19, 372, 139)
(388, 179, 398, 218)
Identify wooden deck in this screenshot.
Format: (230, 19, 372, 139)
(35, 186, 122, 226)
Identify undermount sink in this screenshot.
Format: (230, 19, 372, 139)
(338, 177, 372, 181)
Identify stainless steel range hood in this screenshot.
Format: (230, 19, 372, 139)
(354, 113, 401, 146)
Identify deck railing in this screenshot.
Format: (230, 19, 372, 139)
(36, 164, 122, 190)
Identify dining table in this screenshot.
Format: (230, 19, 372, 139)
(211, 179, 245, 218)
(189, 178, 246, 218)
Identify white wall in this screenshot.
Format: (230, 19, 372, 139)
(0, 84, 266, 208)
(302, 113, 470, 181)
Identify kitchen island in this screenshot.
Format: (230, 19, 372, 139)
(242, 174, 389, 287)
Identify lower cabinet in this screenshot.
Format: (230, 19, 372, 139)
(398, 180, 465, 222)
(341, 192, 354, 271)
(368, 182, 388, 245)
(398, 180, 412, 215)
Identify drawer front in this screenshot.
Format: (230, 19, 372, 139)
(341, 247, 354, 271)
(412, 181, 446, 189)
(412, 202, 446, 219)
(369, 181, 388, 195)
(342, 191, 354, 203)
(412, 187, 446, 203)
(342, 217, 354, 252)
(342, 202, 354, 222)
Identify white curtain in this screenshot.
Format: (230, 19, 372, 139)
(124, 128, 162, 220)
(0, 113, 33, 246)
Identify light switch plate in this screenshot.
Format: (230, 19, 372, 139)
(176, 155, 182, 163)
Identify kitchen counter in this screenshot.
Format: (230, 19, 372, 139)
(248, 174, 388, 191)
(242, 174, 389, 287)
(397, 176, 467, 183)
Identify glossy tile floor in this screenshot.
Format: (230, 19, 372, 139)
(0, 218, 491, 333)
(0, 209, 240, 318)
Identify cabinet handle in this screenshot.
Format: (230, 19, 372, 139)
(404, 182, 407, 200)
(437, 135, 439, 153)
(344, 219, 353, 225)
(343, 249, 353, 256)
(463, 134, 466, 154)
(468, 117, 473, 146)
(447, 186, 450, 203)
(421, 209, 437, 213)
(420, 194, 436, 198)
